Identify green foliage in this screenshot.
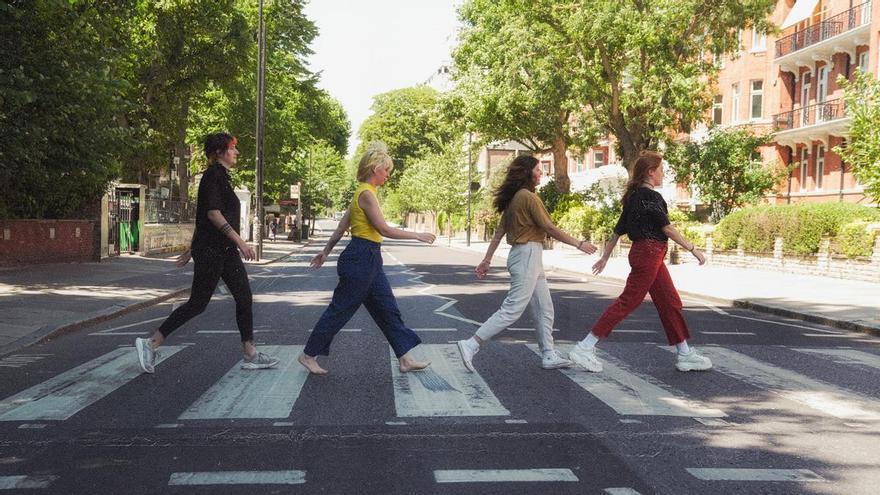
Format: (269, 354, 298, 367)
(716, 203, 880, 255)
(837, 221, 878, 258)
(557, 205, 598, 238)
(356, 86, 456, 186)
(666, 127, 788, 221)
(537, 180, 566, 214)
(396, 142, 471, 217)
(835, 71, 880, 203)
(581, 179, 625, 239)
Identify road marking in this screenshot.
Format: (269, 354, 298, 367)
(305, 328, 361, 333)
(665, 347, 880, 420)
(16, 424, 46, 429)
(604, 489, 643, 495)
(701, 331, 756, 336)
(0, 347, 184, 421)
(619, 419, 643, 424)
(273, 422, 294, 427)
(693, 418, 733, 427)
(168, 470, 306, 486)
(505, 419, 528, 424)
(154, 423, 181, 428)
(533, 344, 725, 417)
(180, 346, 308, 420)
(434, 469, 578, 483)
(89, 316, 166, 335)
(793, 348, 880, 370)
(391, 344, 509, 417)
(685, 468, 825, 482)
(195, 330, 277, 334)
(385, 421, 407, 425)
(411, 328, 459, 332)
(614, 330, 655, 334)
(507, 327, 560, 332)
(0, 475, 58, 489)
(802, 333, 861, 338)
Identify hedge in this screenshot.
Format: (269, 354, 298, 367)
(716, 203, 880, 255)
(837, 221, 879, 258)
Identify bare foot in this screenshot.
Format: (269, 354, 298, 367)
(398, 353, 431, 373)
(298, 353, 328, 375)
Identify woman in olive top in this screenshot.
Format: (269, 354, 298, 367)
(568, 151, 712, 373)
(298, 143, 436, 375)
(456, 155, 598, 372)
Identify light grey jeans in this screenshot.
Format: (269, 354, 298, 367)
(475, 242, 555, 352)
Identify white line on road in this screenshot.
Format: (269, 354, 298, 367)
(179, 346, 308, 420)
(793, 348, 880, 370)
(662, 346, 880, 420)
(685, 468, 825, 482)
(168, 470, 306, 486)
(535, 344, 726, 417)
(0, 475, 58, 489)
(411, 328, 459, 332)
(434, 469, 578, 483)
(90, 316, 166, 335)
(507, 327, 560, 332)
(604, 489, 644, 495)
(391, 344, 509, 417)
(0, 346, 185, 421)
(701, 331, 756, 336)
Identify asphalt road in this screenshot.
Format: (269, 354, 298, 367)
(1, 223, 879, 494)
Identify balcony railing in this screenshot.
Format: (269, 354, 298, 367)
(145, 197, 195, 224)
(775, 1, 871, 58)
(773, 98, 845, 131)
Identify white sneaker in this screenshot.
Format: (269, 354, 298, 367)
(568, 345, 602, 372)
(541, 350, 573, 369)
(456, 339, 479, 373)
(241, 352, 280, 370)
(676, 349, 713, 372)
(135, 338, 156, 374)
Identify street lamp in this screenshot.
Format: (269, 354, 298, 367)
(466, 132, 473, 246)
(254, 0, 267, 260)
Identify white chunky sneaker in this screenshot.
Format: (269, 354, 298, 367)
(456, 339, 479, 372)
(568, 345, 602, 372)
(135, 337, 156, 374)
(541, 350, 573, 369)
(241, 352, 280, 370)
(675, 349, 713, 372)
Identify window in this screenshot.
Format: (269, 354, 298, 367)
(736, 29, 743, 54)
(858, 51, 869, 72)
(816, 145, 824, 190)
(731, 83, 740, 122)
(593, 150, 606, 167)
(817, 66, 828, 122)
(541, 161, 551, 175)
(712, 95, 723, 125)
(800, 72, 812, 126)
(575, 156, 585, 173)
(750, 80, 763, 120)
(800, 147, 809, 191)
(751, 29, 766, 52)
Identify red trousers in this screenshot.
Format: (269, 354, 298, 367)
(592, 240, 690, 345)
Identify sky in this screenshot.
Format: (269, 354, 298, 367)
(303, 0, 462, 156)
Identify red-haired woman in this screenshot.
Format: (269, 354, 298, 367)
(568, 151, 712, 373)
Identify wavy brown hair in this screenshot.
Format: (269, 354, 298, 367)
(493, 155, 539, 214)
(622, 151, 663, 205)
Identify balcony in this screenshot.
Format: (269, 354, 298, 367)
(775, 1, 871, 73)
(772, 98, 850, 147)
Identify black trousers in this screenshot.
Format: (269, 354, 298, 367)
(158, 246, 254, 342)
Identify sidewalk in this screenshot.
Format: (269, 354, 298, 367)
(443, 237, 880, 336)
(0, 237, 312, 356)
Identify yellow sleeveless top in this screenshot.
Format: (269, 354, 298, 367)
(349, 183, 382, 243)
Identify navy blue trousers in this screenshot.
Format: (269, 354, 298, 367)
(304, 237, 422, 358)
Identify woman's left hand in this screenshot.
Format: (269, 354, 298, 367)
(175, 249, 192, 267)
(692, 248, 706, 266)
(310, 252, 327, 269)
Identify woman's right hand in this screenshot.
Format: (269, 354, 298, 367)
(692, 248, 706, 265)
(475, 260, 491, 279)
(175, 249, 192, 267)
(579, 241, 598, 254)
(238, 242, 256, 261)
(416, 232, 436, 244)
(591, 257, 608, 276)
(310, 252, 327, 269)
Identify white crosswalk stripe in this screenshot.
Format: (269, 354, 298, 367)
(0, 346, 185, 421)
(179, 345, 308, 420)
(390, 344, 509, 417)
(793, 348, 880, 371)
(533, 344, 725, 417)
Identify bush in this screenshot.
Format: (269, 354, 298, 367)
(550, 193, 587, 224)
(837, 221, 878, 258)
(557, 205, 598, 238)
(715, 203, 880, 254)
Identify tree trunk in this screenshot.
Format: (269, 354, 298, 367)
(619, 139, 640, 174)
(551, 136, 571, 193)
(174, 99, 190, 202)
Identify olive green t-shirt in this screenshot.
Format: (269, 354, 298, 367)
(503, 189, 554, 245)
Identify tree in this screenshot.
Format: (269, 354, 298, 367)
(356, 86, 456, 186)
(397, 143, 472, 235)
(666, 127, 787, 221)
(496, 0, 777, 171)
(835, 70, 880, 203)
(451, 0, 600, 193)
(0, 1, 130, 218)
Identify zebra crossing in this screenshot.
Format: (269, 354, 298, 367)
(1, 342, 877, 425)
(1, 340, 878, 492)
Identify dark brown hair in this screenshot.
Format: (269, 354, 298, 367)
(622, 151, 663, 205)
(493, 155, 539, 214)
(203, 132, 237, 162)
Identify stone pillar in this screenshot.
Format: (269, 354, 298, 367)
(705, 233, 714, 263)
(871, 233, 880, 283)
(773, 236, 784, 268)
(817, 236, 831, 272)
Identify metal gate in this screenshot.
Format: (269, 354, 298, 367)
(108, 190, 134, 256)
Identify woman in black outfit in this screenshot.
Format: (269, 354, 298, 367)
(134, 132, 279, 373)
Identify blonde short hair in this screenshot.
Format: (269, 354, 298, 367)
(356, 141, 394, 182)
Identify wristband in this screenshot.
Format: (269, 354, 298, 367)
(220, 223, 233, 235)
(577, 240, 585, 250)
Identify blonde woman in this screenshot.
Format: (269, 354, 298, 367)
(298, 143, 436, 375)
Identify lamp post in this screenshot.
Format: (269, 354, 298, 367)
(254, 0, 267, 260)
(466, 132, 473, 246)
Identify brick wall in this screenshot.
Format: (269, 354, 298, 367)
(0, 220, 98, 266)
